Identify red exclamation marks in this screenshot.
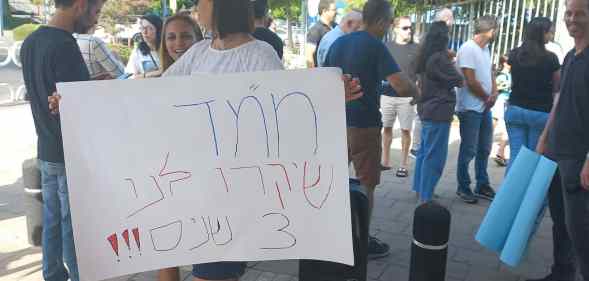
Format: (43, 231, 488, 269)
(132, 227, 141, 256)
(122, 230, 131, 258)
(107, 233, 120, 262)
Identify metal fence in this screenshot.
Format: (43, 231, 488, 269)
(415, 0, 562, 64)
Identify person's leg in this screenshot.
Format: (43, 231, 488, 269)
(540, 171, 577, 280)
(474, 110, 493, 193)
(495, 116, 509, 160)
(559, 160, 589, 280)
(456, 111, 481, 196)
(397, 100, 415, 170)
(40, 160, 68, 281)
(419, 121, 451, 202)
(348, 127, 389, 259)
(497, 139, 508, 159)
(56, 163, 78, 281)
(505, 105, 528, 172)
(159, 268, 181, 281)
(400, 129, 412, 168)
(381, 127, 393, 169)
(412, 116, 422, 155)
(412, 123, 428, 195)
(526, 109, 549, 153)
(380, 96, 396, 169)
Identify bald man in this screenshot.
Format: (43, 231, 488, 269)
(435, 7, 454, 27)
(316, 10, 362, 67)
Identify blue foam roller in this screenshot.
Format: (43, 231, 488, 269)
(475, 147, 540, 252)
(500, 156, 557, 266)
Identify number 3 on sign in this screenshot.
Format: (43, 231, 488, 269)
(260, 213, 297, 250)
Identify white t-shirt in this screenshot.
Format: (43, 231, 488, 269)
(125, 47, 161, 74)
(163, 39, 284, 76)
(456, 40, 493, 113)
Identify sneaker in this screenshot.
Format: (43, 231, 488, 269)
(409, 149, 418, 159)
(475, 185, 496, 201)
(456, 190, 478, 204)
(396, 167, 409, 177)
(368, 236, 390, 260)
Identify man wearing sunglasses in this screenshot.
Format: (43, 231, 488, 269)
(380, 16, 419, 178)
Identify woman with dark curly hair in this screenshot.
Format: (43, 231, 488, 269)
(412, 21, 464, 203)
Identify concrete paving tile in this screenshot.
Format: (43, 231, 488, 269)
(255, 272, 276, 281)
(378, 263, 409, 281)
(240, 269, 264, 281)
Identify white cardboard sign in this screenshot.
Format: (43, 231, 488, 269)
(58, 68, 353, 281)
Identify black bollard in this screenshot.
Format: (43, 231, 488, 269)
(409, 201, 451, 281)
(22, 158, 43, 246)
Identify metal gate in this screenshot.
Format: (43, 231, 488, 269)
(415, 0, 562, 64)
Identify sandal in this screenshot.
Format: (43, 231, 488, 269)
(380, 164, 392, 171)
(494, 155, 507, 167)
(396, 167, 409, 178)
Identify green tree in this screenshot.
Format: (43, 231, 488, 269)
(100, 0, 155, 34)
(269, 0, 301, 49)
(344, 0, 417, 17)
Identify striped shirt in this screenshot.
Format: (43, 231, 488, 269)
(74, 34, 125, 79)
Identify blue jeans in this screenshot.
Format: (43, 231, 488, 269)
(457, 110, 493, 193)
(504, 105, 549, 171)
(39, 160, 78, 281)
(412, 121, 451, 202)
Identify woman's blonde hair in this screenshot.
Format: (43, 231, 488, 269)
(159, 13, 204, 71)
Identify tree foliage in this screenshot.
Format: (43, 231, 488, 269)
(344, 0, 419, 17)
(99, 0, 155, 34)
(269, 0, 301, 21)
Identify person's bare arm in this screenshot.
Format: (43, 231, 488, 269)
(462, 68, 488, 101)
(552, 70, 561, 94)
(386, 72, 417, 98)
(487, 70, 499, 108)
(537, 70, 562, 154)
(305, 43, 317, 68)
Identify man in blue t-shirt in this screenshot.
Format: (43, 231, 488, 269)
(324, 0, 417, 260)
(21, 0, 106, 280)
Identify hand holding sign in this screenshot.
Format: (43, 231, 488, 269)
(58, 68, 353, 281)
(48, 92, 61, 115)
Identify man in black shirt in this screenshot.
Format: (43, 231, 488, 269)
(305, 0, 336, 67)
(20, 0, 106, 281)
(252, 0, 283, 59)
(536, 0, 589, 280)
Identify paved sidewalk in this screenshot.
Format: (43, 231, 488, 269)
(1, 104, 558, 281)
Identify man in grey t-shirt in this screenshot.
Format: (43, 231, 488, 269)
(455, 15, 499, 204)
(380, 16, 418, 178)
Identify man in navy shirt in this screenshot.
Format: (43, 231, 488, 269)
(21, 0, 106, 280)
(535, 0, 589, 280)
(325, 0, 416, 260)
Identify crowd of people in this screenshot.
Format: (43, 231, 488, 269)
(18, 0, 589, 280)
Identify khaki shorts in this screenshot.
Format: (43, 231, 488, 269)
(347, 128, 382, 189)
(380, 96, 416, 130)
